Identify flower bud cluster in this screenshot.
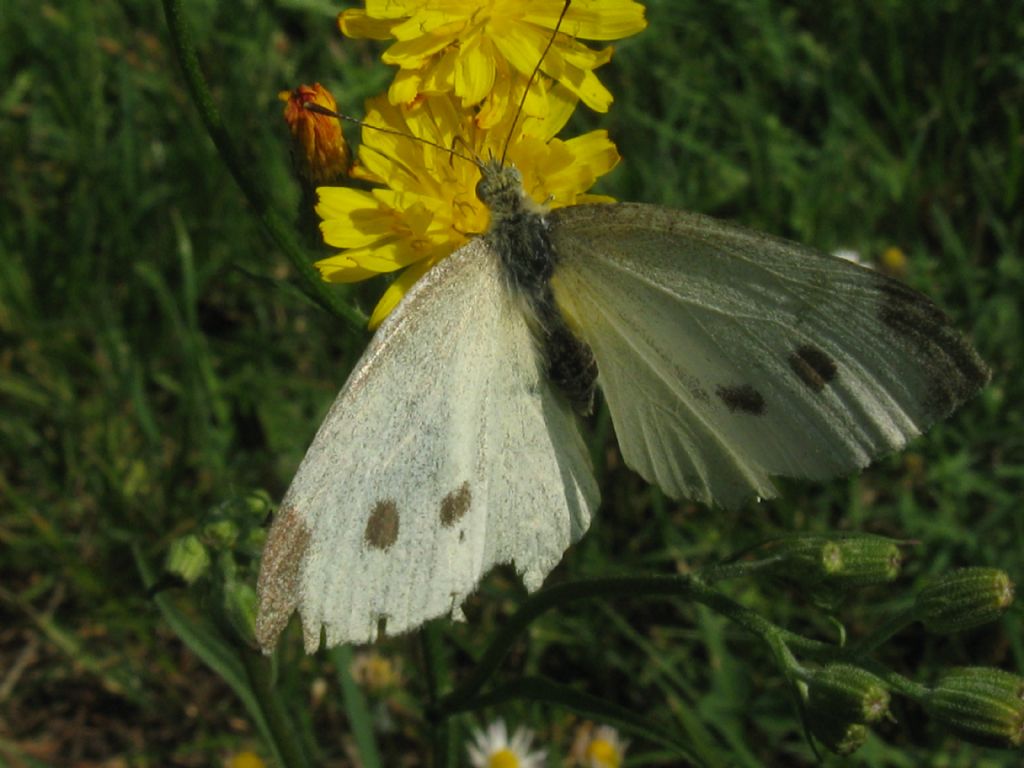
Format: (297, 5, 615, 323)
(754, 533, 901, 606)
(776, 557, 1018, 755)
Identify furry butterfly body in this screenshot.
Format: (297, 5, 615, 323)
(256, 161, 987, 651)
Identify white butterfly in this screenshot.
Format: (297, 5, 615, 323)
(256, 159, 988, 652)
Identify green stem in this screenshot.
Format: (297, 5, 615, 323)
(160, 0, 365, 330)
(438, 575, 832, 715)
(420, 624, 452, 768)
(698, 556, 785, 583)
(843, 606, 918, 659)
(242, 649, 313, 768)
(329, 646, 383, 768)
(766, 632, 806, 681)
(860, 660, 930, 702)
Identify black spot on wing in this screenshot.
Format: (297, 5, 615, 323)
(440, 482, 471, 528)
(788, 344, 838, 392)
(716, 384, 766, 415)
(875, 280, 989, 417)
(365, 499, 399, 551)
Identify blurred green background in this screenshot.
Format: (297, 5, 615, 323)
(1, 0, 1021, 765)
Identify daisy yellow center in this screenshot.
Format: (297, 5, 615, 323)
(487, 748, 521, 768)
(586, 739, 621, 768)
(227, 752, 266, 768)
(366, 656, 396, 688)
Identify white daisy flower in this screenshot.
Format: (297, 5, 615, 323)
(832, 248, 863, 265)
(571, 722, 630, 768)
(467, 719, 547, 768)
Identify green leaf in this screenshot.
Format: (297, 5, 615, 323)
(329, 645, 383, 768)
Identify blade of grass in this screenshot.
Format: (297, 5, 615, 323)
(328, 645, 383, 768)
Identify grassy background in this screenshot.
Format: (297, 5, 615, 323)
(1, 0, 1021, 765)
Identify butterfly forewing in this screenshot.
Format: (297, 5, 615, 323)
(548, 203, 988, 508)
(256, 238, 598, 651)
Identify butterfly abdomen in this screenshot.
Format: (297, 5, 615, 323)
(479, 161, 597, 414)
(533, 296, 598, 415)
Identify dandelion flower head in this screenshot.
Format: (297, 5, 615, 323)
(339, 0, 647, 126)
(314, 85, 619, 328)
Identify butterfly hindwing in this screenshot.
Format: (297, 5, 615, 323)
(549, 203, 988, 508)
(256, 239, 598, 651)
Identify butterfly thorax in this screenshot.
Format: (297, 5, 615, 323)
(476, 160, 597, 415)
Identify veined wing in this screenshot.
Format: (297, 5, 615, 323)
(257, 238, 598, 651)
(549, 203, 988, 508)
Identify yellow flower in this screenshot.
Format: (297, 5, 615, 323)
(315, 85, 619, 328)
(570, 722, 630, 768)
(880, 245, 908, 278)
(226, 751, 266, 768)
(338, 0, 647, 125)
(280, 83, 351, 183)
(350, 650, 402, 692)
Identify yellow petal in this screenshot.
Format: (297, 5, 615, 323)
(526, 0, 647, 40)
(576, 193, 617, 204)
(391, 16, 465, 42)
(337, 9, 397, 41)
(319, 217, 391, 250)
(315, 253, 380, 282)
(563, 130, 620, 177)
(519, 82, 576, 141)
(363, 0, 413, 20)
(490, 21, 550, 80)
(543, 51, 613, 113)
(315, 187, 378, 220)
(559, 40, 614, 70)
(335, 239, 415, 274)
(388, 69, 424, 107)
(367, 257, 437, 329)
(383, 33, 454, 69)
(454, 35, 496, 105)
(423, 47, 459, 95)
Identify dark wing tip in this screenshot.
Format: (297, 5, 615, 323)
(255, 505, 310, 652)
(875, 280, 989, 419)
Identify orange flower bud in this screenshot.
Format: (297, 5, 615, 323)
(279, 83, 350, 183)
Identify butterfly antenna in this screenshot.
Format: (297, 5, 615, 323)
(449, 134, 476, 168)
(304, 102, 479, 168)
(500, 0, 573, 167)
